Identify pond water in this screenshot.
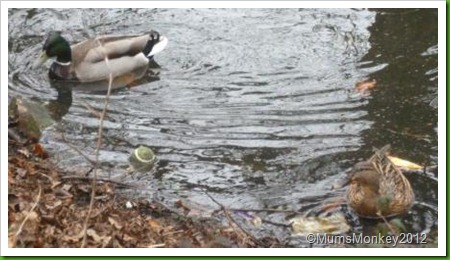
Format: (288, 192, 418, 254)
(8, 8, 438, 247)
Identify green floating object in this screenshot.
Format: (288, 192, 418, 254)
(129, 145, 157, 172)
(389, 218, 406, 233)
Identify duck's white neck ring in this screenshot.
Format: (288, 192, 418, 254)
(55, 61, 71, 66)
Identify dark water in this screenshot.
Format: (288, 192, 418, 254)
(8, 8, 438, 246)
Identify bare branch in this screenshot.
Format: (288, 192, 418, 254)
(81, 37, 114, 248)
(14, 185, 42, 237)
(202, 188, 268, 247)
(61, 175, 137, 189)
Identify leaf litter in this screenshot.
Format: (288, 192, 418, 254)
(8, 138, 280, 248)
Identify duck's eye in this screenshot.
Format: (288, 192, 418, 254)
(350, 176, 360, 184)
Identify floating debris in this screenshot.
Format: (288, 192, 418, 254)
(387, 156, 423, 170)
(291, 213, 350, 236)
(129, 145, 157, 172)
(355, 79, 377, 93)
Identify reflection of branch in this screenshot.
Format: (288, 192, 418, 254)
(81, 38, 114, 248)
(202, 189, 267, 247)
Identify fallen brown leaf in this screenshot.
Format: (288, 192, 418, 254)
(355, 79, 377, 92)
(123, 233, 135, 242)
(17, 148, 31, 158)
(8, 234, 17, 248)
(33, 143, 48, 159)
(108, 216, 123, 230)
(63, 231, 84, 243)
(147, 218, 163, 234)
(16, 168, 27, 178)
(87, 228, 112, 247)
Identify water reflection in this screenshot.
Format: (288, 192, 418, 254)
(44, 61, 161, 121)
(358, 8, 438, 231)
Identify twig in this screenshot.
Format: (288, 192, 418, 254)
(61, 175, 137, 189)
(227, 208, 299, 214)
(8, 129, 24, 143)
(377, 212, 398, 237)
(38, 172, 54, 183)
(153, 199, 189, 219)
(60, 131, 96, 165)
(304, 198, 346, 217)
(148, 243, 166, 248)
(162, 230, 185, 237)
(385, 128, 430, 141)
(15, 185, 42, 236)
(202, 189, 268, 247)
(259, 218, 291, 228)
(82, 101, 102, 118)
(81, 37, 114, 248)
(228, 209, 295, 228)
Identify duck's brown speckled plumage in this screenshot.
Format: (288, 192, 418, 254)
(347, 145, 415, 218)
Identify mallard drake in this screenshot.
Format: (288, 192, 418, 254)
(32, 31, 168, 83)
(347, 145, 415, 219)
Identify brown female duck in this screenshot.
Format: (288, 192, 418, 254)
(347, 145, 415, 219)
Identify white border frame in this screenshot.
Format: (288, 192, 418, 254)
(2, 1, 445, 256)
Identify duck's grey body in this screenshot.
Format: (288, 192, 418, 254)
(34, 31, 168, 83)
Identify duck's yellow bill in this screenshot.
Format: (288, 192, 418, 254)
(32, 51, 49, 69)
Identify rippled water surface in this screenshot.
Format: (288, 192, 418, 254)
(8, 8, 438, 246)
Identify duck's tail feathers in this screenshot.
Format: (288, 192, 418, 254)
(143, 31, 168, 58)
(369, 144, 391, 162)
